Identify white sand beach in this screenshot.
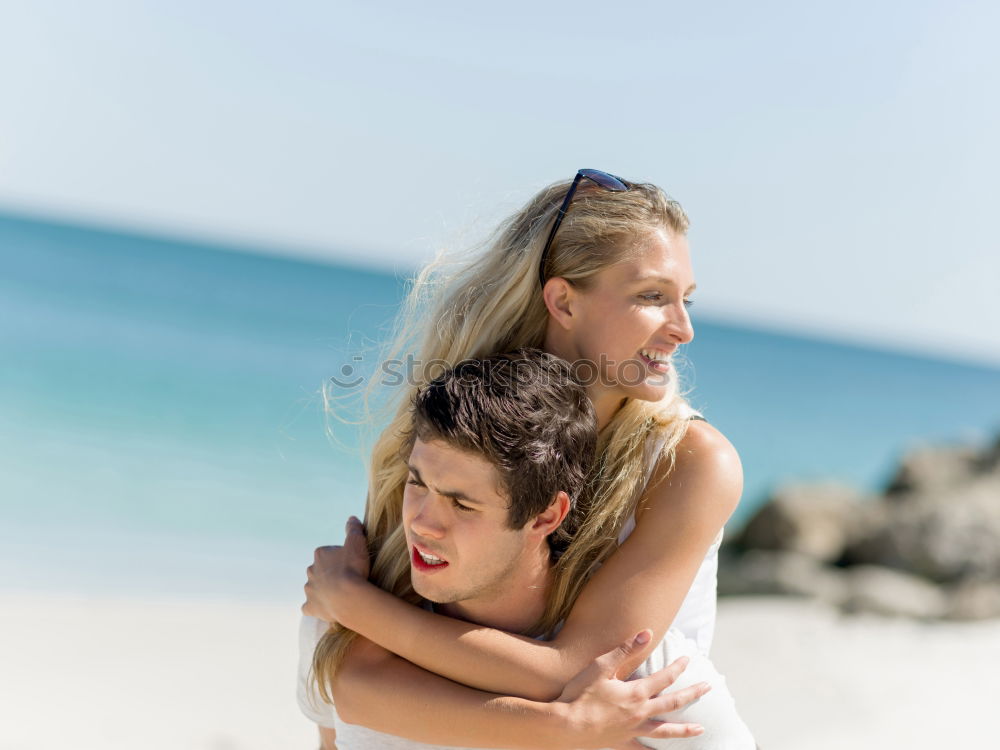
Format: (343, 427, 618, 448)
(712, 597, 998, 749)
(1, 592, 995, 749)
(0, 592, 316, 750)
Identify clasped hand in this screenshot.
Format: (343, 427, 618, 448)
(302, 516, 370, 626)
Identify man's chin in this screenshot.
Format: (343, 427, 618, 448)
(410, 571, 447, 604)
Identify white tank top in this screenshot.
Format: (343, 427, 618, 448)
(617, 404, 722, 656)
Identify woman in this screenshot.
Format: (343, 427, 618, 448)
(303, 170, 750, 747)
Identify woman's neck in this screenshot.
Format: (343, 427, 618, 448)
(590, 390, 628, 432)
(543, 336, 625, 431)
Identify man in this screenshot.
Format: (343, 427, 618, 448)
(299, 350, 750, 749)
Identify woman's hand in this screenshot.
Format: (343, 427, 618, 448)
(557, 630, 709, 750)
(330, 629, 710, 750)
(302, 516, 370, 625)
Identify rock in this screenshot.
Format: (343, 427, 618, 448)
(844, 476, 1000, 583)
(724, 431, 1000, 621)
(840, 565, 949, 619)
(946, 581, 1000, 620)
(973, 433, 1000, 475)
(718, 549, 848, 604)
(885, 442, 988, 497)
(735, 483, 877, 563)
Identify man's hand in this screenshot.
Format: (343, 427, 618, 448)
(302, 516, 371, 625)
(556, 630, 710, 750)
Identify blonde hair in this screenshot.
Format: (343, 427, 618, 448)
(312, 176, 695, 702)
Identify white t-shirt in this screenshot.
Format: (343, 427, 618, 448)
(297, 615, 753, 750)
(297, 614, 481, 750)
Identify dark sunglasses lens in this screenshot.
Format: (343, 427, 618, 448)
(579, 169, 629, 192)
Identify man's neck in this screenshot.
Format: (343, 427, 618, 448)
(437, 543, 554, 634)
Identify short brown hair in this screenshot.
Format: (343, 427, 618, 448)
(408, 349, 596, 552)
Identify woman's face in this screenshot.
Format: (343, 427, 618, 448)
(553, 227, 696, 406)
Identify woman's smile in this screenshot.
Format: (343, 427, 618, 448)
(639, 349, 673, 374)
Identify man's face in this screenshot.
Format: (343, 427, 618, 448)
(402, 437, 534, 609)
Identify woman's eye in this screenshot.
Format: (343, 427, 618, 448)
(640, 292, 693, 309)
(406, 478, 424, 488)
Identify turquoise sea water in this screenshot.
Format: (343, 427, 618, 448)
(2, 212, 998, 601)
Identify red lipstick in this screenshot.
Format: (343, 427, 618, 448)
(411, 545, 449, 573)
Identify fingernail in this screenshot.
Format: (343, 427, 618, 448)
(634, 630, 651, 645)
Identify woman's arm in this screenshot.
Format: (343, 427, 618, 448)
(318, 727, 336, 750)
(306, 420, 743, 702)
(329, 631, 708, 749)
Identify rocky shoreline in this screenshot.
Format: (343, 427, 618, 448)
(720, 432, 1000, 620)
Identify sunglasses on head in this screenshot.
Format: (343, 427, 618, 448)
(537, 168, 631, 288)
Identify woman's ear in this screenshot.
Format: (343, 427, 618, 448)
(541, 277, 577, 331)
(531, 491, 571, 538)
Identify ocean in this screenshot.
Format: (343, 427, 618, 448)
(2, 211, 998, 602)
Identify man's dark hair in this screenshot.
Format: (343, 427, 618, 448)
(408, 348, 597, 552)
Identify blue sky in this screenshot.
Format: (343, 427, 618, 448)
(2, 1, 998, 364)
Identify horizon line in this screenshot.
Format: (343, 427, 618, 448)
(4, 201, 999, 373)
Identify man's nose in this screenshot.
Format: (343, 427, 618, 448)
(409, 498, 447, 540)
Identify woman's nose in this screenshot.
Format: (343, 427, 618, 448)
(665, 304, 695, 344)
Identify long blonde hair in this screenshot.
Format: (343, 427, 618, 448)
(312, 176, 696, 701)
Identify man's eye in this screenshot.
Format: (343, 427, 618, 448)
(452, 499, 474, 512)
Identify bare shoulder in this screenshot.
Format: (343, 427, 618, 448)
(674, 419, 742, 480)
(640, 419, 744, 522)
